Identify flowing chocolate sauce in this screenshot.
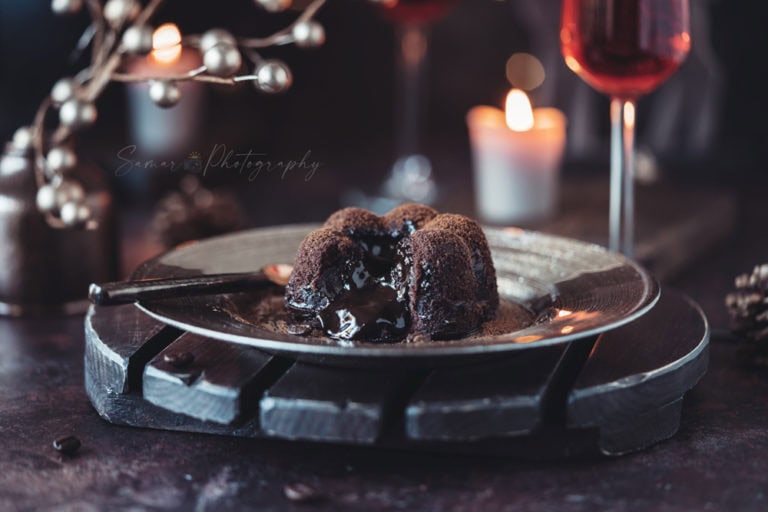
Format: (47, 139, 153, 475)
(315, 234, 412, 343)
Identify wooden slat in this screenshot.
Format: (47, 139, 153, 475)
(85, 385, 262, 437)
(260, 364, 419, 444)
(143, 333, 289, 425)
(567, 289, 709, 455)
(405, 346, 569, 441)
(84, 304, 182, 394)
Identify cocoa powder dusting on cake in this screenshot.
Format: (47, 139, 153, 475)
(283, 203, 502, 343)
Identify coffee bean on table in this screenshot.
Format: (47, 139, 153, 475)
(52, 435, 81, 455)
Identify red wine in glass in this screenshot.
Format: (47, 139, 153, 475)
(562, 0, 690, 98)
(560, 0, 690, 255)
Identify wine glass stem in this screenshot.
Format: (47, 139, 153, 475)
(396, 23, 428, 159)
(609, 97, 636, 257)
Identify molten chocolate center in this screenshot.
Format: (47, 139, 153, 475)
(317, 234, 411, 343)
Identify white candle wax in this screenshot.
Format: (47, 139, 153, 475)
(124, 28, 205, 159)
(467, 94, 566, 225)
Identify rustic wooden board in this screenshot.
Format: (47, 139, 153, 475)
(84, 288, 709, 457)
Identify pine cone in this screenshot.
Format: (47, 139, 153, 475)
(151, 176, 246, 249)
(725, 263, 768, 342)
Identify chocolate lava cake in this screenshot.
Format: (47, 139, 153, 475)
(284, 204, 499, 343)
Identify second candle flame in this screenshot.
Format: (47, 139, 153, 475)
(505, 88, 535, 132)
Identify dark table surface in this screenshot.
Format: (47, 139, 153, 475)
(1, 178, 767, 512)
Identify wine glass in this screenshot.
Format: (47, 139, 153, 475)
(346, 0, 458, 213)
(560, 0, 691, 256)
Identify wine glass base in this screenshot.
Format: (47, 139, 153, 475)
(342, 154, 438, 214)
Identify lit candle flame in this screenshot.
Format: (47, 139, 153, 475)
(624, 101, 636, 128)
(505, 89, 535, 132)
(151, 23, 182, 65)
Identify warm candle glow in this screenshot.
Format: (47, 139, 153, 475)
(467, 85, 567, 224)
(505, 89, 535, 132)
(151, 23, 182, 65)
(624, 101, 636, 128)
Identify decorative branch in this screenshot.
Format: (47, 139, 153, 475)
(84, 0, 105, 65)
(31, 97, 53, 189)
(134, 0, 166, 26)
(7, 0, 327, 229)
(239, 0, 326, 48)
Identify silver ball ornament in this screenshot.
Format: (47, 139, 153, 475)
(11, 126, 34, 151)
(59, 99, 97, 129)
(104, 0, 140, 24)
(46, 146, 78, 175)
(51, 0, 83, 15)
(255, 0, 291, 12)
(51, 77, 78, 105)
(36, 185, 58, 213)
(59, 201, 91, 227)
(203, 44, 242, 77)
(200, 29, 237, 53)
(122, 25, 154, 54)
(254, 60, 293, 94)
(54, 180, 85, 208)
(292, 21, 325, 48)
(148, 80, 181, 108)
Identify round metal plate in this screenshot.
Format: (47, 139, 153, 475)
(132, 224, 659, 363)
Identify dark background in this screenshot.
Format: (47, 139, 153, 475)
(1, 0, 767, 223)
(2, 6, 768, 509)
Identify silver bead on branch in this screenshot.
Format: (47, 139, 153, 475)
(59, 201, 91, 227)
(292, 21, 325, 48)
(200, 29, 237, 53)
(204, 43, 243, 77)
(36, 184, 58, 213)
(255, 0, 292, 13)
(254, 60, 293, 94)
(36, 179, 83, 212)
(54, 179, 85, 207)
(104, 0, 140, 25)
(36, 179, 92, 227)
(149, 80, 181, 108)
(11, 127, 34, 151)
(51, 0, 83, 15)
(199, 29, 242, 78)
(46, 146, 78, 176)
(122, 25, 154, 55)
(59, 99, 97, 130)
(51, 77, 78, 105)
